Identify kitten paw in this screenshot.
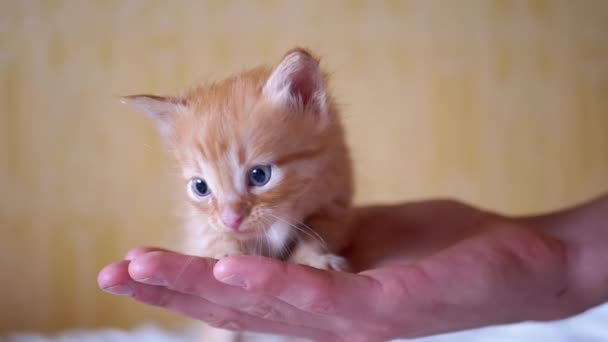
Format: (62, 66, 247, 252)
(217, 250, 243, 259)
(304, 253, 351, 272)
(195, 249, 243, 260)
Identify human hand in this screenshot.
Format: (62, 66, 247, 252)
(98, 198, 607, 341)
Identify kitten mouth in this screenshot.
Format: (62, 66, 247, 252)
(221, 222, 271, 239)
(225, 228, 263, 241)
(214, 216, 275, 239)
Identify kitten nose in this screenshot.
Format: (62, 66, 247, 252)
(221, 210, 244, 230)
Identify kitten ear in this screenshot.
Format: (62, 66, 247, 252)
(263, 48, 328, 115)
(121, 95, 183, 137)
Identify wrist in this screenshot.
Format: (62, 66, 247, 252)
(519, 194, 608, 316)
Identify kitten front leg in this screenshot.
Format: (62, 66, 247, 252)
(289, 240, 351, 272)
(205, 236, 244, 259)
(184, 233, 244, 259)
(288, 212, 353, 272)
(184, 234, 245, 342)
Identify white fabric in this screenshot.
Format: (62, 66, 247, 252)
(4, 303, 608, 342)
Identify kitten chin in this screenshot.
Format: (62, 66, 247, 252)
(183, 207, 352, 272)
(125, 47, 354, 341)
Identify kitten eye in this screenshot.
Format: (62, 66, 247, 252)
(248, 165, 272, 187)
(190, 178, 211, 197)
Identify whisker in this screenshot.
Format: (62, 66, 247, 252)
(255, 233, 262, 256)
(293, 222, 328, 251)
(257, 215, 283, 258)
(259, 215, 277, 257)
(266, 213, 328, 251)
(256, 215, 270, 255)
(282, 231, 295, 259)
(263, 227, 272, 257)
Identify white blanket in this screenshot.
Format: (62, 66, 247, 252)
(5, 303, 608, 342)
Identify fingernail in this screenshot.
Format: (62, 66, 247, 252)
(136, 277, 167, 286)
(103, 285, 133, 296)
(218, 274, 246, 288)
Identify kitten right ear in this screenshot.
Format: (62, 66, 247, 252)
(263, 48, 328, 116)
(121, 95, 182, 137)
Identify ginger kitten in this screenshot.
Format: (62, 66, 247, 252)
(124, 47, 353, 341)
(123, 48, 353, 272)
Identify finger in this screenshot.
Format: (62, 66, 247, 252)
(99, 260, 338, 340)
(125, 246, 171, 261)
(127, 252, 335, 328)
(98, 260, 134, 295)
(214, 256, 384, 319)
(131, 284, 339, 340)
(128, 251, 217, 288)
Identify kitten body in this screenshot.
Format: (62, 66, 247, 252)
(124, 48, 353, 273)
(124, 48, 354, 341)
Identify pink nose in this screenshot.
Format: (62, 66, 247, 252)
(221, 211, 244, 230)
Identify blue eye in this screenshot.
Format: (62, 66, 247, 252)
(190, 178, 211, 197)
(248, 165, 272, 187)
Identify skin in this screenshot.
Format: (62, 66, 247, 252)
(98, 194, 608, 341)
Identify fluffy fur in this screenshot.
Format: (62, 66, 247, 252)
(124, 48, 354, 341)
(124, 48, 354, 271)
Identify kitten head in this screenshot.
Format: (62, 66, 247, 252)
(123, 48, 351, 239)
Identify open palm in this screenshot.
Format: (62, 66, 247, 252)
(98, 198, 607, 341)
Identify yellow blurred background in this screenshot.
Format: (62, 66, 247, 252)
(1, 0, 607, 334)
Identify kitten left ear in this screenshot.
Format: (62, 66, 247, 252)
(263, 48, 328, 116)
(121, 94, 183, 137)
